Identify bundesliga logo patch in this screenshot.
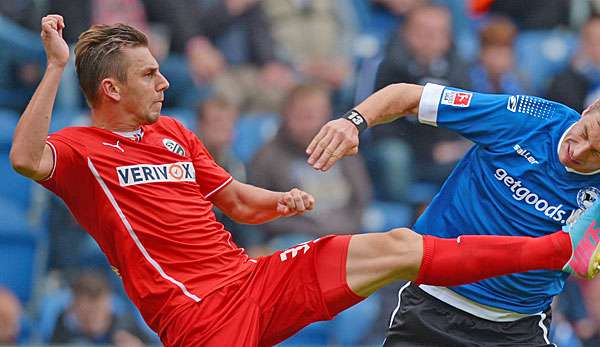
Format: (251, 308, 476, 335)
(441, 90, 472, 107)
(117, 162, 195, 186)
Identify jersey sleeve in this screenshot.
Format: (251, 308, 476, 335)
(417, 83, 563, 147)
(37, 134, 84, 197)
(181, 124, 233, 199)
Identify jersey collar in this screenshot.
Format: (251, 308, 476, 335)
(113, 128, 144, 142)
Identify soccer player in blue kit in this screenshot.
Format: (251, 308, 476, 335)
(307, 82, 600, 346)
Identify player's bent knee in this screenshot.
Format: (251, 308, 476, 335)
(346, 228, 422, 295)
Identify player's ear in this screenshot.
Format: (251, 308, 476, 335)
(582, 98, 600, 118)
(100, 78, 121, 102)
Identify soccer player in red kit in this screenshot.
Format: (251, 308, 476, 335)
(10, 15, 600, 346)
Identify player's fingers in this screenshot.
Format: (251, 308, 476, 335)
(56, 15, 65, 29)
(313, 134, 344, 170)
(306, 126, 329, 160)
(302, 192, 315, 211)
(284, 192, 297, 211)
(291, 189, 306, 212)
(308, 132, 334, 168)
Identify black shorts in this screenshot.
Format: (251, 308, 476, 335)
(384, 283, 555, 347)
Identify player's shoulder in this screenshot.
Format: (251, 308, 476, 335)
(48, 126, 102, 143)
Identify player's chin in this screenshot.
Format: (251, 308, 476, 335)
(144, 111, 161, 124)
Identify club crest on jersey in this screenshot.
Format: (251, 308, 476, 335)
(441, 90, 472, 107)
(577, 187, 600, 209)
(162, 138, 185, 156)
(117, 162, 195, 186)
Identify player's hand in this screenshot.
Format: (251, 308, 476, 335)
(277, 188, 315, 216)
(306, 118, 359, 171)
(40, 15, 69, 68)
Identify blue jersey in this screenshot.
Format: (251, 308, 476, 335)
(414, 83, 600, 313)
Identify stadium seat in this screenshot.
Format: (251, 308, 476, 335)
(362, 200, 413, 232)
(49, 108, 90, 133)
(515, 30, 578, 94)
(0, 108, 18, 149)
(0, 149, 34, 210)
(0, 230, 46, 305)
(0, 197, 30, 235)
(233, 113, 280, 163)
(0, 149, 33, 210)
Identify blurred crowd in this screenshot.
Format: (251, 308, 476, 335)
(2, 0, 600, 346)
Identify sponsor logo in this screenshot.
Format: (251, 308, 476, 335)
(163, 138, 185, 156)
(577, 187, 600, 209)
(441, 90, 472, 107)
(117, 162, 195, 186)
(494, 168, 568, 223)
(507, 96, 518, 112)
(102, 140, 125, 153)
(513, 144, 539, 165)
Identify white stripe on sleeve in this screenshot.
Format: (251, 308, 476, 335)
(418, 83, 445, 127)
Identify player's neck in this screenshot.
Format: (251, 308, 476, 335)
(91, 106, 141, 132)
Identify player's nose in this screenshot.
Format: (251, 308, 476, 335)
(157, 71, 170, 91)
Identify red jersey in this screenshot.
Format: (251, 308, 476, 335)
(38, 116, 255, 333)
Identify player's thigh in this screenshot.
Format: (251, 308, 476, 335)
(346, 228, 422, 296)
(255, 235, 364, 346)
(161, 282, 261, 347)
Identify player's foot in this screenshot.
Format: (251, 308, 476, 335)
(562, 200, 600, 279)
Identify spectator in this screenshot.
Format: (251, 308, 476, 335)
(485, 0, 571, 30)
(196, 97, 262, 249)
(248, 84, 372, 244)
(556, 279, 595, 344)
(0, 287, 22, 345)
(196, 97, 245, 182)
(262, 0, 357, 105)
(581, 279, 600, 347)
(0, 7, 45, 111)
(470, 16, 529, 94)
(185, 0, 295, 113)
(50, 271, 148, 346)
(369, 4, 471, 201)
(547, 16, 600, 113)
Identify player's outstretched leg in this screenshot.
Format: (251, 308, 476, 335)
(562, 199, 600, 279)
(345, 221, 600, 297)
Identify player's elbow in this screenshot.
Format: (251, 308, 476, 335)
(9, 149, 38, 178)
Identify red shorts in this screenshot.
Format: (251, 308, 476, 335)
(161, 235, 364, 347)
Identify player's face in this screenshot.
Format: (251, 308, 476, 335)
(119, 46, 169, 125)
(559, 112, 600, 172)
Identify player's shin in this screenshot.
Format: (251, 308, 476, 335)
(414, 231, 571, 286)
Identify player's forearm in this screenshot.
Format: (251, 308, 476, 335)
(10, 64, 63, 174)
(224, 182, 284, 224)
(354, 83, 423, 128)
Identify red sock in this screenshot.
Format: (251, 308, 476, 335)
(414, 231, 572, 286)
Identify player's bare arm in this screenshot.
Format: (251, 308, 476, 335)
(211, 179, 315, 224)
(306, 83, 424, 171)
(10, 15, 69, 180)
